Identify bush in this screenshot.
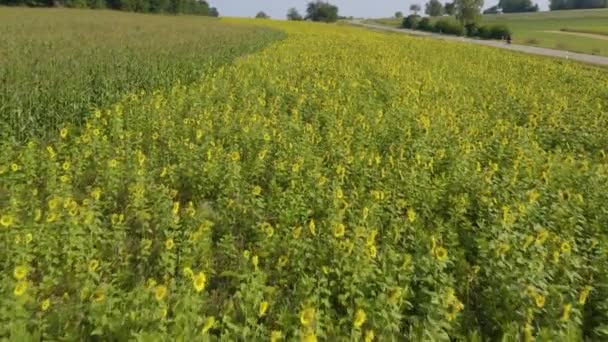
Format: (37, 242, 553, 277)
(418, 17, 433, 31)
(433, 18, 464, 36)
(489, 24, 512, 40)
(477, 25, 491, 39)
(465, 22, 480, 37)
(402, 14, 421, 29)
(472, 24, 512, 40)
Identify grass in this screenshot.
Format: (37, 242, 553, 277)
(561, 26, 608, 36)
(0, 8, 283, 141)
(484, 9, 608, 55)
(369, 9, 608, 56)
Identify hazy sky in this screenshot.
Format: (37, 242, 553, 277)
(212, 0, 550, 18)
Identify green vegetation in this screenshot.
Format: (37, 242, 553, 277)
(425, 0, 445, 16)
(2, 16, 608, 340)
(401, 14, 511, 39)
(256, 11, 270, 19)
(0, 8, 283, 141)
(562, 26, 608, 34)
(0, 0, 219, 16)
(287, 7, 303, 20)
(498, 0, 539, 12)
(306, 0, 339, 23)
(484, 8, 608, 55)
(549, 0, 608, 10)
(371, 8, 608, 56)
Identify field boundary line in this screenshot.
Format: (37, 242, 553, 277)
(543, 30, 608, 41)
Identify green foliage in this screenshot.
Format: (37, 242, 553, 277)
(256, 11, 269, 19)
(488, 23, 512, 38)
(370, 7, 608, 56)
(0, 0, 218, 15)
(445, 2, 456, 15)
(465, 21, 481, 35)
(466, 22, 512, 38)
(455, 0, 484, 24)
(0, 8, 283, 141)
(418, 17, 433, 30)
(395, 11, 404, 18)
(433, 18, 466, 34)
(306, 1, 339, 23)
(2, 17, 608, 341)
(410, 3, 422, 15)
(498, 0, 539, 13)
(287, 7, 303, 20)
(426, 0, 445, 16)
(550, 0, 608, 10)
(402, 14, 421, 29)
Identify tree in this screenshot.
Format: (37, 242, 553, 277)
(410, 4, 422, 15)
(256, 11, 269, 19)
(444, 2, 456, 14)
(498, 0, 538, 12)
(210, 6, 219, 17)
(395, 11, 404, 18)
(148, 0, 170, 12)
(454, 0, 484, 24)
(0, 0, 218, 16)
(425, 0, 444, 16)
(287, 7, 303, 20)
(402, 14, 421, 28)
(306, 1, 339, 23)
(550, 0, 607, 9)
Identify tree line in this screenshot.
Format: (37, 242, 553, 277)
(0, 0, 220, 16)
(405, 0, 606, 17)
(549, 0, 607, 10)
(253, 1, 339, 22)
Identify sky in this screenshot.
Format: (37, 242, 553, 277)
(212, 0, 550, 19)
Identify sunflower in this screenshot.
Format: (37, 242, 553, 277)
(333, 223, 345, 238)
(193, 272, 206, 292)
(165, 238, 175, 250)
(0, 214, 14, 228)
(299, 307, 315, 327)
(561, 303, 572, 321)
(13, 266, 28, 280)
(406, 208, 416, 223)
(270, 330, 282, 342)
(353, 308, 367, 328)
(202, 316, 215, 334)
(259, 300, 269, 317)
(88, 259, 99, 273)
(434, 247, 448, 261)
(534, 293, 545, 308)
(154, 285, 168, 301)
(41, 298, 51, 311)
(14, 281, 28, 297)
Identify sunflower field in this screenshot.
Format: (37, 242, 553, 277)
(1, 16, 608, 341)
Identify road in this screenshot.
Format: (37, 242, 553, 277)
(350, 20, 608, 67)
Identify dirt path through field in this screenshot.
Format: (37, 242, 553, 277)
(543, 30, 608, 41)
(350, 20, 608, 67)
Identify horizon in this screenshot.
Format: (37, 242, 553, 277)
(211, 0, 551, 19)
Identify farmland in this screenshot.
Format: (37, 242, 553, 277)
(0, 8, 282, 141)
(371, 8, 608, 56)
(2, 8, 608, 341)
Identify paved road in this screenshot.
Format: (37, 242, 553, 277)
(350, 21, 608, 67)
